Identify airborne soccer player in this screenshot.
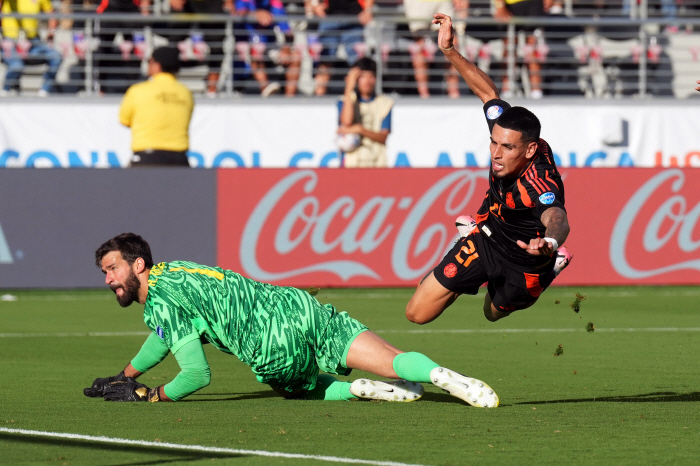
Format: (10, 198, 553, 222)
(85, 233, 499, 407)
(406, 13, 573, 325)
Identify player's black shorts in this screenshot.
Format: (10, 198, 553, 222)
(506, 0, 545, 17)
(433, 231, 555, 312)
(506, 0, 545, 32)
(131, 150, 190, 167)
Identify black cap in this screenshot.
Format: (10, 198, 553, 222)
(151, 47, 181, 73)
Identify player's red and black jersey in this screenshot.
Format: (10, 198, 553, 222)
(476, 98, 566, 270)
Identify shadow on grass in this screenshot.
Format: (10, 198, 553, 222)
(182, 390, 278, 402)
(0, 432, 244, 465)
(421, 391, 511, 407)
(517, 391, 700, 405)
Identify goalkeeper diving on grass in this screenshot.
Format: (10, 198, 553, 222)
(85, 233, 499, 407)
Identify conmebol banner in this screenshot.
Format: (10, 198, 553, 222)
(217, 168, 700, 287)
(1, 101, 699, 168)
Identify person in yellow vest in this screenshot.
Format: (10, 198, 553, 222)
(337, 58, 393, 168)
(119, 47, 194, 167)
(1, 0, 61, 96)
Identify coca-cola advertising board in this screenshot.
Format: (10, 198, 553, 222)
(218, 168, 700, 287)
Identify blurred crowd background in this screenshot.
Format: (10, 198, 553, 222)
(1, 0, 700, 99)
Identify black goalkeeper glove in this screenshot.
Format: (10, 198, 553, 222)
(103, 379, 162, 402)
(83, 371, 128, 397)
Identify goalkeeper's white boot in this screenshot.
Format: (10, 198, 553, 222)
(350, 379, 424, 402)
(455, 215, 477, 238)
(553, 246, 573, 277)
(430, 367, 499, 408)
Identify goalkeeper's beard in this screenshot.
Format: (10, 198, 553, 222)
(111, 270, 140, 307)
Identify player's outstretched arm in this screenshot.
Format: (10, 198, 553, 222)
(433, 13, 499, 103)
(516, 207, 570, 256)
(101, 339, 211, 402)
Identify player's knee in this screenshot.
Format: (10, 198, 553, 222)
(483, 303, 509, 322)
(405, 301, 428, 324)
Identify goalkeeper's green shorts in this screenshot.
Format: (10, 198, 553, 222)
(252, 288, 367, 393)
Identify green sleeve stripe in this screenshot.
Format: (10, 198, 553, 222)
(170, 332, 201, 355)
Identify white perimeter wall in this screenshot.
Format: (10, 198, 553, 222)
(1, 98, 699, 168)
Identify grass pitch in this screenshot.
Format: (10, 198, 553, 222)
(1, 286, 699, 465)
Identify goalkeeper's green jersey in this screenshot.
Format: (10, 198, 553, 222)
(143, 260, 280, 365)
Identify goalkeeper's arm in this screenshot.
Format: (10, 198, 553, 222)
(84, 332, 169, 397)
(102, 337, 211, 402)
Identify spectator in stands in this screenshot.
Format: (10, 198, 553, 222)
(119, 47, 194, 167)
(404, 0, 467, 98)
(95, 0, 150, 94)
(337, 57, 393, 167)
(306, 0, 374, 96)
(167, 0, 233, 97)
(1, 0, 61, 96)
(494, 0, 550, 99)
(236, 0, 301, 96)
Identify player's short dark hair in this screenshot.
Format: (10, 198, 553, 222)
(352, 57, 377, 75)
(151, 47, 181, 74)
(95, 233, 154, 269)
(496, 106, 541, 144)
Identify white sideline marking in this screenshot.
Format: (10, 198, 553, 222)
(0, 427, 426, 466)
(3, 328, 700, 338)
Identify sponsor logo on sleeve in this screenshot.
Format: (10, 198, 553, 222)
(156, 326, 164, 339)
(539, 192, 556, 205)
(486, 105, 504, 120)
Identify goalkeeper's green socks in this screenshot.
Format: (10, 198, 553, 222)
(305, 353, 440, 400)
(392, 352, 440, 383)
(305, 374, 357, 401)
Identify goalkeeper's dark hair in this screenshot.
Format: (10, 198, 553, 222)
(95, 233, 154, 269)
(496, 106, 541, 145)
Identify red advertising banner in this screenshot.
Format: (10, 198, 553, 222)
(218, 168, 700, 287)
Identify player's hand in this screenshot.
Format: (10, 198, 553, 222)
(696, 80, 700, 92)
(517, 238, 556, 256)
(432, 13, 454, 51)
(103, 379, 158, 402)
(83, 371, 128, 397)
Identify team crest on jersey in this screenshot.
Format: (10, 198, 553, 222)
(486, 105, 504, 120)
(539, 192, 556, 205)
(506, 192, 516, 209)
(156, 326, 164, 339)
(444, 263, 458, 278)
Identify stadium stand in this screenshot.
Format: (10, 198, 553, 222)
(0, 0, 699, 98)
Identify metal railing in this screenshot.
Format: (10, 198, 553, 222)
(1, 10, 699, 98)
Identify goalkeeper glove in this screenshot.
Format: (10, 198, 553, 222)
(83, 371, 128, 397)
(103, 379, 162, 402)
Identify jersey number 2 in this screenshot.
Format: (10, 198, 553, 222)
(455, 240, 479, 268)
